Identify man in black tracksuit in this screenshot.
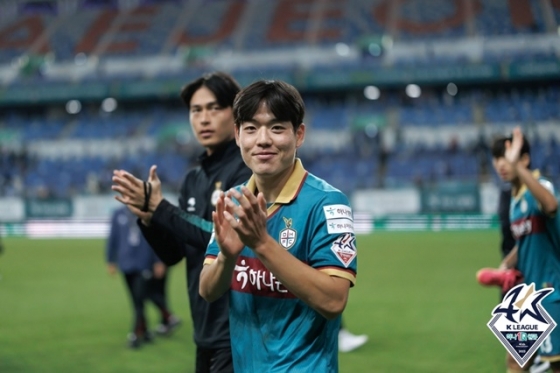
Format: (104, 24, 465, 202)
(112, 72, 251, 372)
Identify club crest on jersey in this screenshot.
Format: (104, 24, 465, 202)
(331, 233, 357, 267)
(487, 283, 556, 368)
(279, 217, 297, 250)
(211, 181, 223, 206)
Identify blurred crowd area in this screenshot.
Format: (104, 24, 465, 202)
(1, 0, 560, 199)
(1, 83, 560, 199)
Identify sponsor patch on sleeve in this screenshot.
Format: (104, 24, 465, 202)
(323, 204, 353, 220)
(326, 218, 354, 234)
(330, 233, 357, 268)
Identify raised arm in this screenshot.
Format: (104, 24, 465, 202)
(515, 166, 558, 215)
(507, 127, 558, 215)
(112, 166, 203, 266)
(139, 199, 211, 266)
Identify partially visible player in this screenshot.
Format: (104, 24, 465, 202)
(491, 127, 560, 373)
(106, 206, 180, 348)
(497, 182, 549, 373)
(476, 181, 521, 294)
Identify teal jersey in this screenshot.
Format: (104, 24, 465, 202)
(510, 172, 560, 302)
(205, 159, 357, 373)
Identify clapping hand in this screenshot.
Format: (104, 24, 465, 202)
(222, 186, 269, 251)
(212, 190, 245, 260)
(112, 165, 163, 225)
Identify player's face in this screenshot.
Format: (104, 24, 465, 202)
(189, 86, 235, 155)
(235, 101, 305, 181)
(492, 156, 515, 182)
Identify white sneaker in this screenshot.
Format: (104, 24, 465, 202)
(338, 328, 368, 353)
(530, 355, 550, 373)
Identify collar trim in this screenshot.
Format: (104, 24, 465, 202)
(245, 159, 308, 216)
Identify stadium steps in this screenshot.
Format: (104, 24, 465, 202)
(231, 0, 261, 50)
(90, 11, 129, 58)
(537, 0, 558, 33)
(464, 0, 477, 37)
(133, 115, 157, 137)
(160, 0, 200, 55)
(59, 119, 79, 139)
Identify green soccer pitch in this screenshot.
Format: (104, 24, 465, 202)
(0, 231, 507, 373)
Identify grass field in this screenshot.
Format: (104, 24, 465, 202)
(0, 231, 508, 373)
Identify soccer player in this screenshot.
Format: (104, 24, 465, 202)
(199, 80, 357, 372)
(112, 72, 252, 372)
(497, 183, 550, 373)
(106, 206, 180, 348)
(491, 127, 560, 373)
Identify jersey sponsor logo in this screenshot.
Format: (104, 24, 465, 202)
(327, 218, 354, 234)
(488, 283, 556, 368)
(279, 217, 297, 250)
(330, 233, 357, 267)
(232, 257, 296, 298)
(323, 204, 353, 221)
(510, 215, 546, 240)
(211, 181, 223, 206)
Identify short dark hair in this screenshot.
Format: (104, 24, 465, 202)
(491, 133, 531, 163)
(180, 71, 241, 108)
(233, 80, 305, 130)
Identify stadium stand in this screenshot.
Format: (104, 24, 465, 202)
(0, 0, 559, 200)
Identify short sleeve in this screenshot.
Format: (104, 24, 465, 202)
(539, 178, 556, 195)
(307, 191, 357, 285)
(538, 178, 558, 217)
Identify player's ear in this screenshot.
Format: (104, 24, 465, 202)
(234, 124, 240, 146)
(295, 123, 305, 148)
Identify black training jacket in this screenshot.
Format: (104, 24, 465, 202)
(139, 140, 252, 349)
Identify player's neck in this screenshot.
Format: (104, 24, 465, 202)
(254, 165, 294, 203)
(254, 178, 283, 203)
(511, 177, 522, 196)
